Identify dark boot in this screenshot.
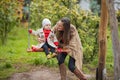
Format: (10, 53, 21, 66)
(59, 63, 66, 80)
(73, 68, 87, 80)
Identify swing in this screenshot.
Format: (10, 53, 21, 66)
(26, 0, 68, 53)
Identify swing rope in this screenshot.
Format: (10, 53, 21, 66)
(23, 0, 31, 49)
(27, 7, 30, 49)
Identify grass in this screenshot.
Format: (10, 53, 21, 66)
(0, 26, 58, 79)
(0, 25, 118, 79)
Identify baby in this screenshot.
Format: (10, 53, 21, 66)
(28, 18, 58, 59)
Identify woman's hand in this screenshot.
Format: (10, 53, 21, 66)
(49, 35, 54, 41)
(52, 25, 58, 31)
(63, 48, 71, 53)
(38, 38, 45, 43)
(56, 48, 70, 53)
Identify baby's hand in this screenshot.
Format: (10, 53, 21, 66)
(28, 29, 32, 33)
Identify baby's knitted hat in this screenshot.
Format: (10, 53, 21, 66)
(42, 18, 51, 27)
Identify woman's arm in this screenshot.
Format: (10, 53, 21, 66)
(38, 37, 45, 43)
(56, 47, 71, 53)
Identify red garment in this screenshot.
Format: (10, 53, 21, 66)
(43, 29, 51, 39)
(28, 29, 32, 33)
(54, 42, 58, 46)
(43, 29, 59, 47)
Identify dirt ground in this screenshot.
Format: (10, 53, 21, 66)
(8, 65, 114, 80)
(9, 69, 61, 80)
(8, 66, 81, 80)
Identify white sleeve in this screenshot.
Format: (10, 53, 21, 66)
(31, 29, 40, 36)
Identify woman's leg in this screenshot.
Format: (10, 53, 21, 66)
(68, 56, 76, 72)
(57, 53, 67, 65)
(57, 53, 67, 80)
(68, 56, 87, 80)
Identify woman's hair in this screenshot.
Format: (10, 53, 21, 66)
(61, 17, 71, 45)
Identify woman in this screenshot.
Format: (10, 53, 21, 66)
(53, 17, 87, 80)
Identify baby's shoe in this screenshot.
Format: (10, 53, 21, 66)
(51, 53, 57, 58)
(47, 54, 52, 59)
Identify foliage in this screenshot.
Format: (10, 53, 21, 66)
(29, 0, 100, 62)
(0, 0, 115, 79)
(90, 0, 100, 15)
(0, 0, 19, 45)
(0, 25, 114, 79)
(78, 13, 99, 62)
(116, 10, 120, 22)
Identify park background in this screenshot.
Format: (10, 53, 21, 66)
(0, 0, 120, 80)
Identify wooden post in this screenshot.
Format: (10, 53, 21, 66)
(97, 0, 108, 80)
(16, 0, 24, 21)
(106, 0, 120, 80)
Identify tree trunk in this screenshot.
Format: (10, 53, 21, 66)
(106, 0, 120, 80)
(97, 0, 108, 80)
(1, 25, 8, 45)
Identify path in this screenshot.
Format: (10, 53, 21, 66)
(8, 65, 114, 80)
(9, 69, 60, 80)
(8, 66, 76, 80)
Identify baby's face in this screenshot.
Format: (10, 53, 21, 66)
(44, 24, 51, 30)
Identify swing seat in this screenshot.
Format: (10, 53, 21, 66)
(27, 48, 68, 53)
(27, 48, 49, 52)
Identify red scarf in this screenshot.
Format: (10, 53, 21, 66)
(43, 29, 51, 39)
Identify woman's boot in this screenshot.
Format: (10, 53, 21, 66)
(73, 68, 87, 80)
(59, 63, 66, 80)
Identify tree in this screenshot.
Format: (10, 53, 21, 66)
(106, 0, 120, 79)
(97, 0, 108, 80)
(0, 0, 18, 45)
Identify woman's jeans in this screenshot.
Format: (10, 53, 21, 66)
(57, 52, 76, 72)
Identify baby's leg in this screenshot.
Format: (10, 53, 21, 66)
(42, 44, 49, 55)
(49, 46, 57, 58)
